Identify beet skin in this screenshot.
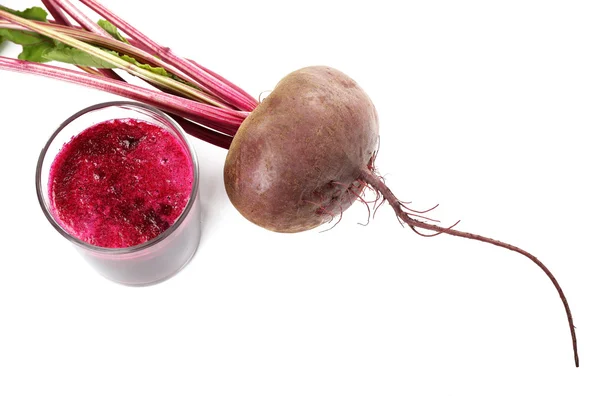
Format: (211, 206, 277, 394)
(224, 66, 379, 233)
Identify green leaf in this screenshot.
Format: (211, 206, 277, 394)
(0, 4, 52, 60)
(0, 28, 49, 46)
(121, 54, 169, 77)
(17, 39, 55, 62)
(97, 19, 129, 43)
(6, 33, 117, 67)
(121, 54, 198, 88)
(43, 45, 117, 68)
(0, 5, 48, 22)
(0, 27, 57, 63)
(0, 7, 178, 79)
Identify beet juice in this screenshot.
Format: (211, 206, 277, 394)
(37, 102, 200, 286)
(48, 118, 193, 248)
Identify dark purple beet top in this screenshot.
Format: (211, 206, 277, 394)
(48, 118, 194, 248)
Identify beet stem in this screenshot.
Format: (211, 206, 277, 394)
(0, 10, 230, 108)
(78, 0, 258, 111)
(51, 0, 110, 37)
(41, 1, 122, 81)
(360, 168, 579, 367)
(41, 0, 73, 26)
(0, 57, 244, 133)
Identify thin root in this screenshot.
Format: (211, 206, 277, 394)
(319, 202, 344, 233)
(373, 197, 387, 219)
(409, 220, 461, 237)
(303, 199, 336, 224)
(405, 212, 442, 224)
(359, 167, 579, 368)
(402, 203, 440, 214)
(347, 186, 371, 226)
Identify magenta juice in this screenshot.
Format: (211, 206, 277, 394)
(48, 118, 194, 248)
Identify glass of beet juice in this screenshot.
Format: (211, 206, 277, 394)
(36, 102, 201, 286)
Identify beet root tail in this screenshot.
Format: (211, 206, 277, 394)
(360, 168, 579, 367)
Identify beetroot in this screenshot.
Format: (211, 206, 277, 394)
(224, 66, 579, 367)
(225, 66, 378, 233)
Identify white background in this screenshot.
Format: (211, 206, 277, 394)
(1, 0, 599, 398)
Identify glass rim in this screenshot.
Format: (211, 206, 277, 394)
(35, 101, 200, 255)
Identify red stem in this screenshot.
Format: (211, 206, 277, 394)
(52, 0, 107, 36)
(3, 20, 233, 107)
(168, 115, 232, 149)
(42, 0, 122, 81)
(360, 168, 579, 367)
(41, 0, 72, 26)
(77, 0, 258, 111)
(187, 59, 257, 109)
(0, 57, 246, 129)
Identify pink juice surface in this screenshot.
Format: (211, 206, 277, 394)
(49, 118, 194, 248)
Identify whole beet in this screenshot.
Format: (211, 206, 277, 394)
(224, 65, 578, 367)
(224, 66, 378, 233)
